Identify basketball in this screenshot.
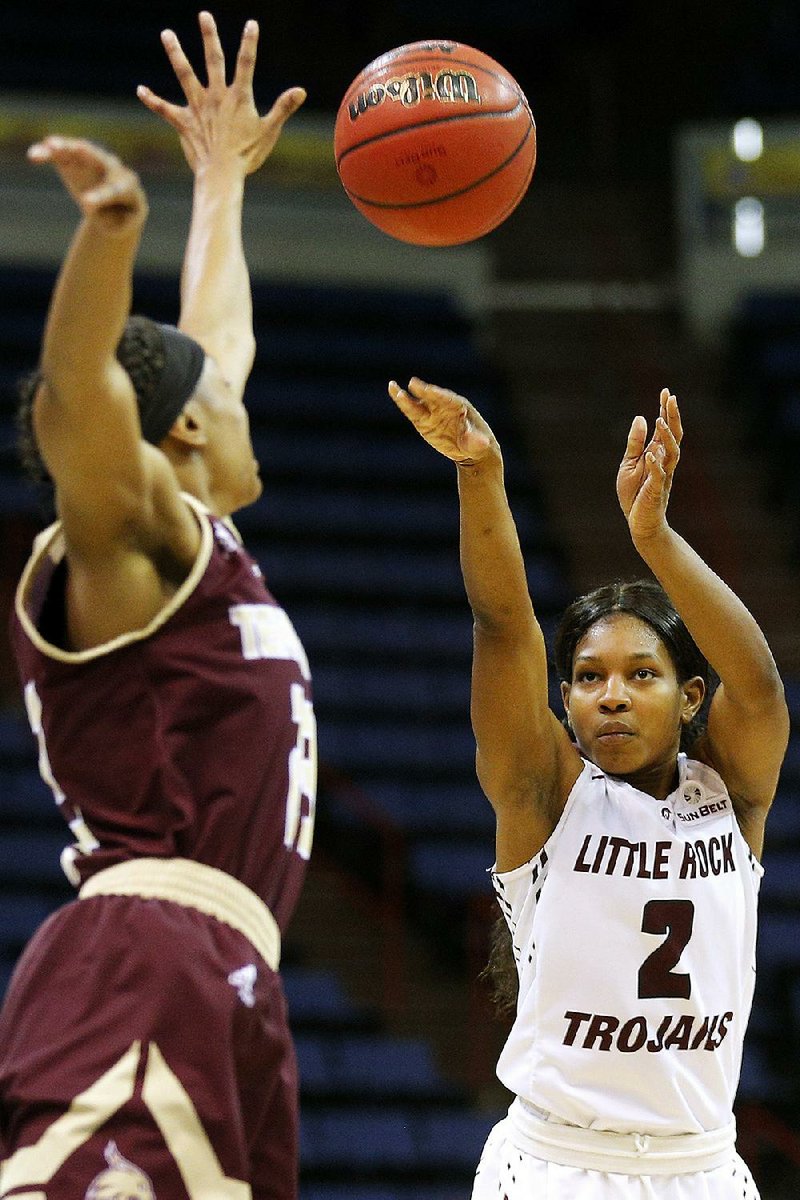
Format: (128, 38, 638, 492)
(334, 41, 536, 246)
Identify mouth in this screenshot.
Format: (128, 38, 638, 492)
(596, 724, 634, 742)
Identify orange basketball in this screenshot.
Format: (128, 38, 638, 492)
(334, 41, 536, 246)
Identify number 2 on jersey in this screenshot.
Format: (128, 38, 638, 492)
(638, 898, 695, 999)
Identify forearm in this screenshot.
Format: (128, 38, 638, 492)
(634, 526, 784, 706)
(457, 452, 540, 637)
(42, 216, 141, 390)
(178, 163, 255, 379)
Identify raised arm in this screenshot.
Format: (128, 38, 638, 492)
(618, 389, 789, 855)
(30, 138, 149, 533)
(25, 138, 200, 648)
(389, 379, 581, 869)
(137, 11, 305, 396)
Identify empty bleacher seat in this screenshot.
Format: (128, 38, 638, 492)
(291, 606, 474, 660)
(0, 829, 70, 885)
(756, 911, 800, 974)
(319, 721, 477, 775)
(759, 849, 800, 907)
(353, 781, 492, 835)
(301, 1186, 466, 1200)
(283, 965, 370, 1029)
(296, 1033, 450, 1101)
(300, 1108, 417, 1172)
(408, 841, 493, 898)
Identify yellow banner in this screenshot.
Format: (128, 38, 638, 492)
(702, 143, 800, 199)
(0, 98, 337, 190)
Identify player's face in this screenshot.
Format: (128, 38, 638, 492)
(561, 613, 700, 799)
(193, 358, 262, 513)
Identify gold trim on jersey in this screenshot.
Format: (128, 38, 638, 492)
(79, 857, 281, 972)
(14, 492, 214, 664)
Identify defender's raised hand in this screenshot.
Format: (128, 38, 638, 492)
(389, 378, 495, 466)
(137, 10, 306, 176)
(27, 137, 147, 232)
(617, 388, 683, 543)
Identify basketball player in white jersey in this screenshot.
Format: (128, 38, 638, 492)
(389, 377, 789, 1199)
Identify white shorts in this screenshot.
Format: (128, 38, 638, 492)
(471, 1118, 761, 1200)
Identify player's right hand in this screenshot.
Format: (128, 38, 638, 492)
(389, 378, 495, 466)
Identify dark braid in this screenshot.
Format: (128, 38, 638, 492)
(479, 912, 519, 1017)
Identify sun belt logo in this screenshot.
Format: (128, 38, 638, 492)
(85, 1140, 155, 1199)
(348, 69, 481, 122)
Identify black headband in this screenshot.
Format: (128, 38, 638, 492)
(137, 324, 206, 445)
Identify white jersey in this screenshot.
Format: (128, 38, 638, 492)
(493, 755, 762, 1136)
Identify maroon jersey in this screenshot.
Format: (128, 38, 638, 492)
(10, 497, 316, 933)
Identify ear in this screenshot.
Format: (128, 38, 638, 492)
(680, 675, 706, 724)
(165, 398, 207, 448)
(560, 680, 571, 722)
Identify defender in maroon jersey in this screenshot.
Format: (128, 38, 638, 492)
(0, 13, 314, 1199)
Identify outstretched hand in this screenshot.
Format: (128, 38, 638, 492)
(137, 10, 306, 176)
(388, 378, 495, 465)
(27, 137, 147, 233)
(617, 388, 683, 543)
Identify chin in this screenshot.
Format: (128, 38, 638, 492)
(230, 476, 263, 513)
(590, 744, 642, 776)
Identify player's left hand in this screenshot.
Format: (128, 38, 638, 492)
(616, 388, 683, 543)
(27, 137, 148, 233)
(136, 10, 306, 176)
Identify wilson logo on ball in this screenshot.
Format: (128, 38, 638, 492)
(335, 40, 537, 246)
(347, 70, 482, 122)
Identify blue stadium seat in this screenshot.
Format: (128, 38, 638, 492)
(256, 542, 564, 609)
(291, 606, 474, 659)
(0, 830, 70, 885)
(780, 734, 800, 786)
(354, 781, 492, 834)
(737, 1039, 796, 1105)
(310, 664, 470, 717)
(408, 841, 494, 897)
(0, 893, 65, 948)
(413, 1108, 498, 1171)
(0, 767, 51, 819)
(756, 911, 800, 973)
(283, 966, 366, 1028)
(296, 1033, 449, 1099)
(319, 721, 476, 774)
(300, 1108, 417, 1171)
(764, 787, 800, 846)
(302, 1186, 465, 1200)
(0, 713, 35, 762)
(759, 849, 800, 907)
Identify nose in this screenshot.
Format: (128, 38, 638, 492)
(598, 675, 632, 713)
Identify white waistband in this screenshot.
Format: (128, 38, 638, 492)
(508, 1098, 737, 1176)
(79, 857, 281, 972)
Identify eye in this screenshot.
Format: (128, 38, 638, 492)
(576, 670, 599, 683)
(634, 668, 656, 680)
